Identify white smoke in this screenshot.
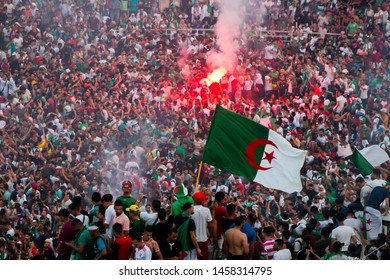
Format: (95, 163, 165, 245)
(206, 0, 244, 73)
(177, 46, 193, 80)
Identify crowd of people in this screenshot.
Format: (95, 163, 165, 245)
(0, 0, 389, 260)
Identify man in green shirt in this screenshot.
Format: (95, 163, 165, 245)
(126, 204, 145, 238)
(116, 180, 137, 218)
(65, 218, 92, 260)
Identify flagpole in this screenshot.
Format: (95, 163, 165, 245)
(195, 160, 203, 192)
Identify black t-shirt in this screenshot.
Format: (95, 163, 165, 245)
(154, 216, 174, 246)
(173, 214, 196, 232)
(159, 239, 183, 259)
(366, 187, 390, 210)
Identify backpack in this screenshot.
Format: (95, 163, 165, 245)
(85, 235, 107, 260)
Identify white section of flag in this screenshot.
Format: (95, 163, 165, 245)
(253, 129, 306, 193)
(360, 145, 389, 167)
(337, 142, 353, 158)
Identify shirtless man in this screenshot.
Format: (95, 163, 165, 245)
(223, 216, 249, 260)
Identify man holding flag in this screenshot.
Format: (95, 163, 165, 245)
(202, 105, 306, 194)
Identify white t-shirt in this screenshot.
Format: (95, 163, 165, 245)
(335, 95, 347, 113)
(104, 205, 116, 239)
(6, 228, 15, 237)
(140, 212, 159, 227)
(344, 218, 363, 244)
(135, 245, 152, 260)
(75, 214, 89, 227)
(331, 225, 356, 251)
(273, 248, 292, 260)
(192, 205, 213, 242)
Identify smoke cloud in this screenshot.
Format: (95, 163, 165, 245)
(206, 0, 244, 73)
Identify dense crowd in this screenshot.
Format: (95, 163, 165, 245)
(0, 0, 389, 261)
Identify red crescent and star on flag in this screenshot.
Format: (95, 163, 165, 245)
(245, 139, 278, 171)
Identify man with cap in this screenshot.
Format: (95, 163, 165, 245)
(192, 191, 213, 260)
(87, 223, 108, 260)
(116, 180, 138, 218)
(172, 184, 195, 217)
(173, 202, 202, 260)
(126, 204, 145, 238)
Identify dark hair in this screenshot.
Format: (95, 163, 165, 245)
(355, 177, 365, 183)
(71, 218, 82, 227)
(95, 221, 106, 234)
(133, 233, 142, 242)
(157, 208, 167, 220)
(92, 192, 102, 203)
(215, 191, 225, 203)
(58, 208, 70, 217)
(151, 200, 161, 211)
(263, 226, 273, 235)
(68, 202, 80, 211)
(322, 208, 330, 220)
(168, 228, 178, 235)
(310, 206, 319, 214)
(234, 215, 245, 227)
(73, 196, 82, 206)
(274, 238, 284, 247)
(113, 223, 123, 235)
(114, 200, 123, 207)
(335, 213, 345, 222)
(101, 194, 113, 203)
(281, 230, 291, 240)
(98, 204, 106, 216)
(226, 203, 236, 215)
(372, 168, 381, 176)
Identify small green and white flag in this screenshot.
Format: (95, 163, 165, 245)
(351, 145, 389, 176)
(202, 105, 306, 193)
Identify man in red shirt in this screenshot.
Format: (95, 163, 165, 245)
(111, 223, 132, 260)
(214, 191, 228, 259)
(56, 209, 77, 260)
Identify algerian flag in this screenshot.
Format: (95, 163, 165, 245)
(202, 106, 306, 193)
(337, 142, 353, 158)
(351, 145, 390, 176)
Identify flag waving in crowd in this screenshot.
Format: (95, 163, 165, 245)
(351, 145, 390, 176)
(202, 105, 306, 194)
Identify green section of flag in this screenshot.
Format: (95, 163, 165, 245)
(351, 149, 374, 176)
(202, 105, 269, 181)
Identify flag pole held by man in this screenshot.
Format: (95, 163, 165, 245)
(202, 105, 306, 194)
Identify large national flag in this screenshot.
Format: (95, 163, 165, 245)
(351, 145, 389, 176)
(202, 105, 306, 193)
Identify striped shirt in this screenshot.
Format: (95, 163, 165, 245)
(262, 239, 276, 259)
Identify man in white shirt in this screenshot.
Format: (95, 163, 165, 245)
(273, 239, 292, 260)
(317, 71, 331, 90)
(133, 234, 152, 260)
(140, 200, 160, 226)
(331, 213, 357, 253)
(191, 191, 213, 260)
(334, 91, 347, 114)
(102, 194, 116, 240)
